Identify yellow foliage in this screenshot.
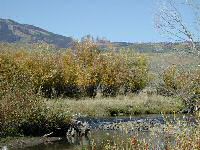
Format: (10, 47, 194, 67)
(0, 42, 150, 97)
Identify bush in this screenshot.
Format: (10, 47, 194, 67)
(0, 52, 71, 137)
(99, 52, 125, 96)
(0, 53, 39, 136)
(0, 42, 151, 98)
(158, 65, 200, 112)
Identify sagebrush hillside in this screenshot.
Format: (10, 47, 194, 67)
(0, 18, 74, 48)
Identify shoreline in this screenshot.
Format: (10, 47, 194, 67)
(0, 137, 62, 150)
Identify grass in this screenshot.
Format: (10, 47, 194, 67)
(87, 112, 200, 150)
(46, 93, 184, 117)
(149, 52, 199, 73)
(90, 125, 200, 150)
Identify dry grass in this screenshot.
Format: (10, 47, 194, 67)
(46, 94, 184, 117)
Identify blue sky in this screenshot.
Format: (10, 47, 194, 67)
(0, 0, 194, 42)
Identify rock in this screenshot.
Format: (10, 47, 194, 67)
(66, 119, 90, 137)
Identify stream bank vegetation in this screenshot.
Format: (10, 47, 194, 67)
(47, 95, 183, 117)
(0, 40, 199, 149)
(90, 118, 200, 150)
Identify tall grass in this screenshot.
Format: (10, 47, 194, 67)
(47, 94, 184, 117)
(89, 114, 200, 150)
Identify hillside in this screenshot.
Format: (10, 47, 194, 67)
(0, 18, 74, 48)
(111, 41, 200, 53)
(0, 18, 198, 53)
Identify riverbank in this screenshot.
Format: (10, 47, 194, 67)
(0, 137, 62, 150)
(46, 94, 184, 117)
(1, 114, 199, 150)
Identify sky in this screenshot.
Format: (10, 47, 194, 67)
(0, 0, 195, 42)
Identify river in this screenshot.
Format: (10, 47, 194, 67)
(3, 114, 197, 150)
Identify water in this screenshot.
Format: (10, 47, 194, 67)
(16, 131, 170, 150)
(17, 138, 91, 150)
(7, 114, 197, 150)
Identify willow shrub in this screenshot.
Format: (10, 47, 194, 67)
(20, 51, 64, 98)
(0, 42, 150, 98)
(159, 65, 200, 110)
(62, 41, 101, 97)
(71, 41, 101, 97)
(99, 52, 125, 96)
(120, 51, 150, 94)
(0, 51, 71, 137)
(0, 53, 39, 136)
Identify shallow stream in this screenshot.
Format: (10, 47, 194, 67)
(3, 114, 197, 150)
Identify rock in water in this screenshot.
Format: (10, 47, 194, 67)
(67, 119, 90, 137)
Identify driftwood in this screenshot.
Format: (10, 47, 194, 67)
(43, 132, 54, 137)
(41, 119, 90, 137)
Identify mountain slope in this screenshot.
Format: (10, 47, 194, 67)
(0, 18, 74, 48)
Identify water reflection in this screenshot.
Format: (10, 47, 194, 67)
(16, 114, 196, 150)
(17, 129, 175, 150)
(19, 136, 91, 150)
